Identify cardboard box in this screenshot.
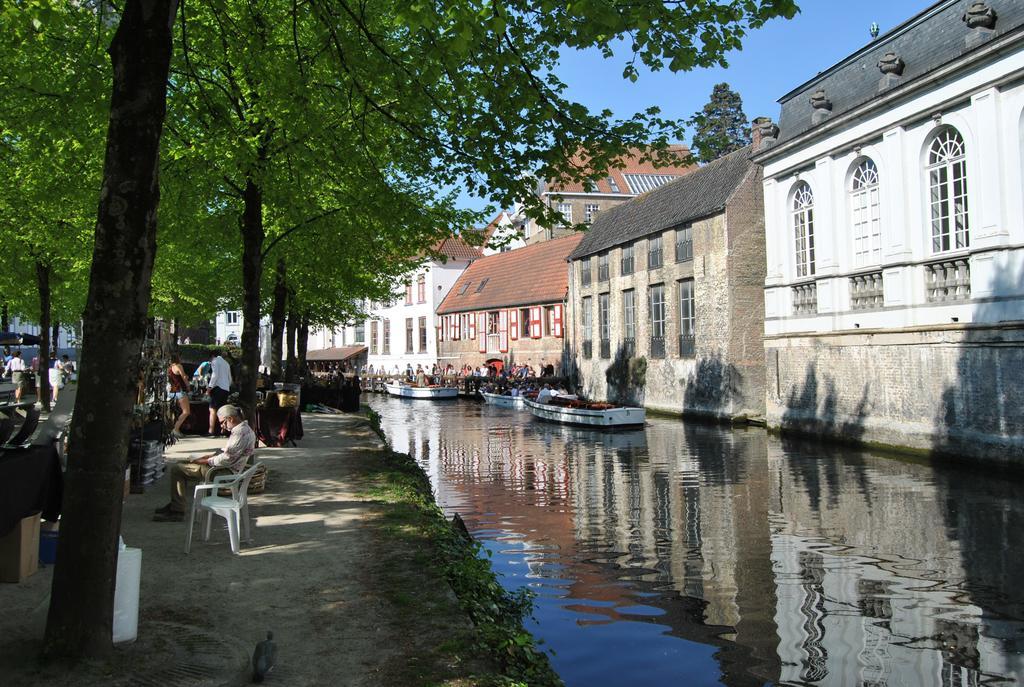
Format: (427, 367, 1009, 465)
(0, 513, 41, 583)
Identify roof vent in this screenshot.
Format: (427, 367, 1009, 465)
(877, 51, 905, 91)
(809, 89, 832, 125)
(963, 2, 997, 48)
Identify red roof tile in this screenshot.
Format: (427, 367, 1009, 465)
(546, 145, 696, 195)
(437, 234, 583, 314)
(431, 235, 484, 262)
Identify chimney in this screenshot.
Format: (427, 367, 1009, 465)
(752, 117, 779, 152)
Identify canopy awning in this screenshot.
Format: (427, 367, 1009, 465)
(306, 346, 367, 362)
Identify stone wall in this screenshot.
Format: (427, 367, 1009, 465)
(766, 323, 1024, 464)
(568, 167, 767, 420)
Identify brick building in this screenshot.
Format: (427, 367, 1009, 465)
(518, 146, 697, 245)
(567, 146, 766, 420)
(436, 234, 583, 372)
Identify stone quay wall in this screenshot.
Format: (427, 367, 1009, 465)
(766, 323, 1024, 464)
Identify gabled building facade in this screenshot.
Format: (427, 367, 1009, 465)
(518, 147, 697, 245)
(567, 146, 766, 419)
(755, 0, 1024, 462)
(362, 236, 482, 375)
(436, 233, 582, 372)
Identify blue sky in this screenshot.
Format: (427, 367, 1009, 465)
(461, 0, 927, 213)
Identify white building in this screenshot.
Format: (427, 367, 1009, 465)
(313, 236, 481, 375)
(755, 0, 1024, 463)
(214, 310, 243, 345)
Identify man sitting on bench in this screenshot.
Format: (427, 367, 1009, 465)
(154, 404, 255, 522)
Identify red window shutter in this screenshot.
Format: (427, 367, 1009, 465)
(531, 307, 542, 339)
(499, 310, 509, 353)
(478, 313, 487, 353)
(509, 309, 519, 341)
(553, 304, 564, 338)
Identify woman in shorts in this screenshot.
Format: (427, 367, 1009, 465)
(168, 353, 191, 438)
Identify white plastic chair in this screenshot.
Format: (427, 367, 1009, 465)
(185, 462, 263, 554)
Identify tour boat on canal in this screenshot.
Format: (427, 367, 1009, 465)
(384, 382, 459, 400)
(480, 391, 526, 409)
(524, 397, 646, 429)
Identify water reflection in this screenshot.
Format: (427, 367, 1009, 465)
(370, 397, 1024, 686)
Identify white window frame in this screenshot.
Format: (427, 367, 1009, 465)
(850, 159, 882, 267)
(585, 203, 600, 223)
(648, 284, 666, 338)
(926, 127, 969, 254)
(557, 202, 572, 225)
(792, 182, 816, 279)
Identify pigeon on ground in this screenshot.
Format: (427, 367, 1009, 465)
(252, 630, 277, 683)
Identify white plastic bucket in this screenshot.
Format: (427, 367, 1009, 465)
(112, 547, 142, 643)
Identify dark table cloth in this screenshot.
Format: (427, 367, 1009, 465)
(0, 444, 62, 537)
(179, 400, 302, 447)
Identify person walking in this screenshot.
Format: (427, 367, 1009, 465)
(4, 351, 27, 402)
(168, 353, 191, 438)
(47, 354, 62, 403)
(207, 350, 233, 435)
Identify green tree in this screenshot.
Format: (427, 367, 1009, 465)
(687, 82, 752, 163)
(9, 0, 799, 661)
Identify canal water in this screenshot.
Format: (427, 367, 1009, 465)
(369, 396, 1024, 686)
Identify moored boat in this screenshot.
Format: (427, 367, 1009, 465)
(524, 397, 645, 429)
(384, 382, 459, 399)
(480, 391, 526, 409)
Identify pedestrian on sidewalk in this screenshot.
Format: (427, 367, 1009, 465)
(4, 351, 27, 402)
(207, 350, 232, 435)
(168, 353, 191, 438)
(154, 404, 255, 522)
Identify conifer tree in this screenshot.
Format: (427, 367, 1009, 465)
(688, 83, 751, 163)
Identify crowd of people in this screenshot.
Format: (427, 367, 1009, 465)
(358, 358, 559, 383)
(2, 347, 76, 403)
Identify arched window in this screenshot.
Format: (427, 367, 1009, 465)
(850, 159, 881, 267)
(927, 128, 969, 253)
(792, 182, 815, 278)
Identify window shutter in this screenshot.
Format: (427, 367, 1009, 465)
(553, 304, 563, 338)
(499, 310, 509, 353)
(530, 307, 542, 339)
(478, 313, 487, 353)
(509, 309, 519, 341)
(468, 313, 475, 339)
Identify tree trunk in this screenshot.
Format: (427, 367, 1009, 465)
(238, 176, 264, 416)
(285, 297, 297, 383)
(270, 258, 286, 381)
(36, 261, 51, 411)
(52, 320, 61, 352)
(1, 302, 8, 332)
(171, 317, 179, 345)
(44, 0, 177, 660)
(297, 313, 309, 381)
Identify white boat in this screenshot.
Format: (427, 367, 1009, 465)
(480, 391, 526, 409)
(524, 397, 646, 429)
(384, 382, 459, 399)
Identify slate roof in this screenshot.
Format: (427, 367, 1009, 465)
(430, 235, 484, 262)
(307, 345, 367, 361)
(569, 146, 756, 261)
(773, 0, 1024, 147)
(543, 145, 696, 195)
(437, 233, 583, 314)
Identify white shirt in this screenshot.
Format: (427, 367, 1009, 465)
(208, 355, 232, 392)
(537, 388, 553, 404)
(5, 357, 26, 373)
(210, 420, 256, 472)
